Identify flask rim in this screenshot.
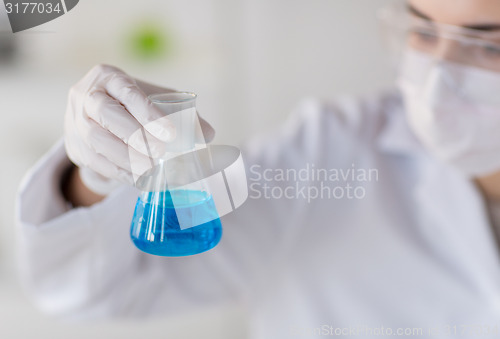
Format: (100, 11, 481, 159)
(148, 92, 197, 104)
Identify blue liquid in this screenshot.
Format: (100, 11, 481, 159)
(130, 190, 222, 257)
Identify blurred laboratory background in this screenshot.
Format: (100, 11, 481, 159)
(0, 0, 395, 338)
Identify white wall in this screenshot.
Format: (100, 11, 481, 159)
(0, 0, 396, 338)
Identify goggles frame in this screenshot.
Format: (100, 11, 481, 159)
(377, 3, 500, 71)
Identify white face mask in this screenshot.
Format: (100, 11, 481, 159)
(397, 49, 500, 177)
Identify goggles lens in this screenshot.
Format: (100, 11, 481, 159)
(378, 3, 500, 72)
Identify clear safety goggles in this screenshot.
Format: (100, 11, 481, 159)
(378, 3, 500, 72)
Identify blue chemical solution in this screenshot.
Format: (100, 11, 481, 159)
(130, 190, 222, 256)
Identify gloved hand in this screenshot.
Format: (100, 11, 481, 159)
(64, 64, 215, 195)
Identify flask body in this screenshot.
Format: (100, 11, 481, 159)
(130, 189, 222, 256)
(128, 92, 222, 256)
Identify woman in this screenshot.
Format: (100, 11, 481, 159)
(16, 0, 500, 337)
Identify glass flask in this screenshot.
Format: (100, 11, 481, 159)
(130, 92, 222, 257)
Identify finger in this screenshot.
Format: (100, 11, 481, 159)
(84, 89, 168, 157)
(135, 78, 175, 96)
(84, 150, 134, 186)
(198, 114, 216, 143)
(86, 64, 127, 84)
(76, 115, 156, 177)
(66, 137, 134, 186)
(104, 73, 176, 142)
(134, 78, 216, 143)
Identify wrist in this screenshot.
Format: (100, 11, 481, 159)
(61, 165, 106, 207)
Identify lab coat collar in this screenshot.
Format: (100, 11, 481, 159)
(375, 90, 426, 158)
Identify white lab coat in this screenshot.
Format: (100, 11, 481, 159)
(16, 91, 500, 338)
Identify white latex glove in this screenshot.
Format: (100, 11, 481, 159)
(64, 64, 215, 195)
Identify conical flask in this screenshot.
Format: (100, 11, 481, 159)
(130, 92, 222, 257)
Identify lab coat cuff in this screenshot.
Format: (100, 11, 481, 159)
(17, 139, 74, 227)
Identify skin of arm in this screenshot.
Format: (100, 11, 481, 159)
(62, 165, 106, 207)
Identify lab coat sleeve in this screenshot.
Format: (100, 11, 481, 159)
(16, 138, 294, 320)
(16, 94, 390, 320)
(16, 140, 143, 318)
